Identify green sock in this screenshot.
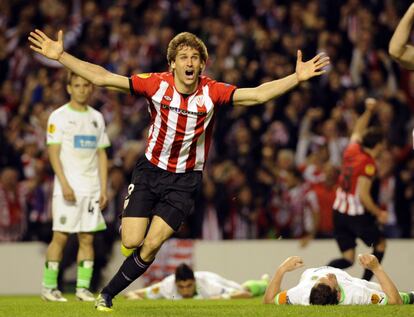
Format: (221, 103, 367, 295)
(76, 260, 94, 289)
(400, 292, 410, 304)
(42, 261, 59, 289)
(242, 279, 269, 296)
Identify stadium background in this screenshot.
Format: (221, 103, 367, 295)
(1, 0, 414, 295)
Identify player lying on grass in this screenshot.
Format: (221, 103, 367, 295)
(264, 254, 414, 305)
(125, 263, 268, 300)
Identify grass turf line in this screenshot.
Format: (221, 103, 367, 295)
(0, 296, 411, 317)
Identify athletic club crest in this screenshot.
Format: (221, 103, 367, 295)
(194, 95, 204, 108)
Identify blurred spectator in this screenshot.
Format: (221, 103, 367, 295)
(399, 155, 414, 237)
(197, 176, 226, 240)
(25, 159, 53, 242)
(225, 184, 258, 239)
(0, 167, 35, 241)
(372, 150, 401, 238)
(301, 163, 339, 247)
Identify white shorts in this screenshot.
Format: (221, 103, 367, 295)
(52, 194, 106, 233)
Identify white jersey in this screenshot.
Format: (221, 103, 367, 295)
(47, 104, 110, 196)
(275, 266, 387, 305)
(142, 271, 244, 299)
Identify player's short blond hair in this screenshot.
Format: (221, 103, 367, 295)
(66, 71, 90, 85)
(167, 32, 208, 65)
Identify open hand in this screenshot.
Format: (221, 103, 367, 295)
(28, 29, 64, 60)
(296, 50, 330, 82)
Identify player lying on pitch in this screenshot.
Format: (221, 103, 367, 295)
(264, 254, 414, 305)
(125, 263, 268, 300)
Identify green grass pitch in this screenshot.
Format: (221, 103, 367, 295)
(0, 296, 412, 317)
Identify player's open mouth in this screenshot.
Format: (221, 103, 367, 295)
(185, 70, 195, 79)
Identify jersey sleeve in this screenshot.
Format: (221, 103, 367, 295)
(284, 285, 310, 305)
(209, 81, 237, 107)
(142, 282, 164, 299)
(274, 291, 289, 305)
(343, 142, 358, 158)
(97, 114, 110, 148)
(355, 286, 387, 305)
(46, 111, 63, 145)
(129, 73, 160, 98)
(360, 157, 376, 179)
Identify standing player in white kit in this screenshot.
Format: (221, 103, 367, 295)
(41, 72, 110, 302)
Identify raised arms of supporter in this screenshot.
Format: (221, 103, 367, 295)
(389, 3, 414, 70)
(357, 176, 388, 224)
(295, 108, 324, 166)
(350, 98, 376, 143)
(358, 254, 402, 305)
(263, 256, 304, 304)
(28, 30, 130, 92)
(48, 144, 76, 202)
(233, 51, 329, 106)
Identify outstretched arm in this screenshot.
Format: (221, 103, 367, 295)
(389, 3, 414, 70)
(349, 98, 377, 143)
(233, 50, 329, 106)
(357, 176, 388, 224)
(124, 288, 147, 300)
(125, 282, 165, 300)
(48, 144, 76, 203)
(208, 290, 253, 299)
(97, 148, 108, 210)
(263, 256, 304, 304)
(29, 30, 129, 92)
(358, 254, 402, 305)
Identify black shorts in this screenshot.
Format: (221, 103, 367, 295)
(122, 155, 202, 231)
(333, 210, 384, 252)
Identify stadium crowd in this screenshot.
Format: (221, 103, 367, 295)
(1, 0, 414, 242)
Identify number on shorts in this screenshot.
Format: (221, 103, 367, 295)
(87, 199, 99, 214)
(123, 184, 135, 210)
(88, 200, 94, 214)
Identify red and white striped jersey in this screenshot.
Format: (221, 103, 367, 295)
(333, 142, 376, 215)
(129, 72, 236, 173)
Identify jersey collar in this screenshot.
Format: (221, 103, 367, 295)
(338, 284, 345, 303)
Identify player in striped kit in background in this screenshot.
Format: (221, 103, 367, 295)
(28, 29, 329, 311)
(328, 98, 387, 281)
